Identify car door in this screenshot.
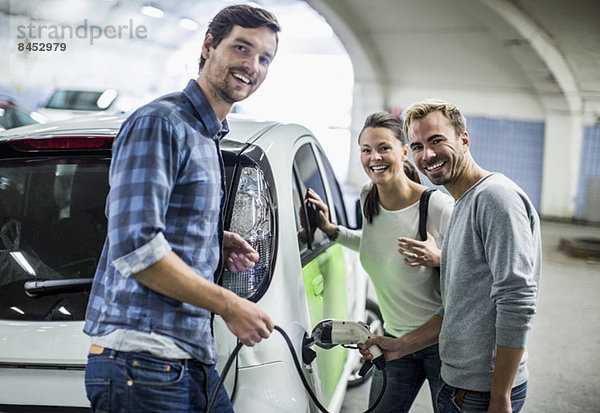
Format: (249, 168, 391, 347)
(291, 140, 350, 405)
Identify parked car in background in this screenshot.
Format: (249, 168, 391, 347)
(0, 99, 45, 131)
(0, 114, 380, 412)
(36, 89, 143, 121)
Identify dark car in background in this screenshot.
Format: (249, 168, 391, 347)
(36, 89, 144, 122)
(0, 99, 44, 131)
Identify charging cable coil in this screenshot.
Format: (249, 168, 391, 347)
(207, 324, 387, 413)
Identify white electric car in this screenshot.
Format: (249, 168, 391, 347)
(0, 114, 380, 412)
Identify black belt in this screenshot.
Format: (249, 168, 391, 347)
(454, 388, 490, 408)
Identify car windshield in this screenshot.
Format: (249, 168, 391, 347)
(0, 107, 39, 129)
(45, 90, 110, 111)
(0, 159, 109, 321)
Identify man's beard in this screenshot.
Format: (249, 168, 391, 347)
(211, 67, 256, 104)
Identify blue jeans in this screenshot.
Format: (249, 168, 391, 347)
(437, 379, 527, 412)
(369, 343, 441, 413)
(85, 348, 233, 413)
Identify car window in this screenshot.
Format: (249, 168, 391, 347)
(12, 108, 39, 127)
(292, 170, 309, 254)
(0, 107, 38, 130)
(45, 90, 107, 111)
(315, 146, 349, 228)
(0, 159, 109, 321)
(293, 143, 329, 252)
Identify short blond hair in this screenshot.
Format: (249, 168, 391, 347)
(402, 99, 467, 139)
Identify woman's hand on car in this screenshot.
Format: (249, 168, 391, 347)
(304, 188, 339, 238)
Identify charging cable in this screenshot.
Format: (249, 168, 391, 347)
(207, 325, 387, 413)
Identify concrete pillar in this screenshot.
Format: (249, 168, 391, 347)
(540, 112, 583, 218)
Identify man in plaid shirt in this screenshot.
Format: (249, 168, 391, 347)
(83, 5, 280, 412)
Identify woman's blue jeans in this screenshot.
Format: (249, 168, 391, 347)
(437, 379, 527, 412)
(85, 348, 233, 413)
(369, 343, 441, 413)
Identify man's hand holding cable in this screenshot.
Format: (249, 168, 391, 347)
(221, 230, 273, 346)
(360, 315, 442, 362)
(221, 292, 274, 347)
(359, 336, 410, 362)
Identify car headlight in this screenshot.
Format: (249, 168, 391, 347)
(222, 166, 275, 301)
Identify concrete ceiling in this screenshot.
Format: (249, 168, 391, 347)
(1, 0, 597, 219)
(2, 0, 598, 122)
(303, 0, 600, 219)
(306, 0, 600, 122)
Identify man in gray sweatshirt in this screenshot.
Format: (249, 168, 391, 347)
(361, 99, 541, 413)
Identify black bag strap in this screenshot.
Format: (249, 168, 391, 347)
(418, 188, 436, 241)
(419, 188, 440, 276)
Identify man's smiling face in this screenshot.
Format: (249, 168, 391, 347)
(408, 110, 469, 187)
(202, 25, 277, 105)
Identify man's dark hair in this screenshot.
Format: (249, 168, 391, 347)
(198, 4, 281, 71)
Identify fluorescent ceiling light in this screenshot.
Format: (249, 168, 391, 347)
(58, 306, 72, 316)
(179, 18, 198, 31)
(10, 306, 25, 315)
(141, 6, 164, 18)
(10, 252, 36, 276)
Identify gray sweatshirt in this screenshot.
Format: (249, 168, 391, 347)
(438, 173, 541, 391)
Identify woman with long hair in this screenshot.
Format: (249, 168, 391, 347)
(306, 112, 454, 412)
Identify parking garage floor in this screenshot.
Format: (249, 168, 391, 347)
(341, 219, 600, 413)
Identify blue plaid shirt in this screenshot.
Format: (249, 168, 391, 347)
(84, 80, 229, 363)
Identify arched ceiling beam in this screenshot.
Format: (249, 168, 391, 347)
(467, 0, 582, 114)
(306, 0, 388, 105)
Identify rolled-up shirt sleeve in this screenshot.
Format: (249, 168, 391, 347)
(106, 115, 179, 277)
(112, 232, 171, 278)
